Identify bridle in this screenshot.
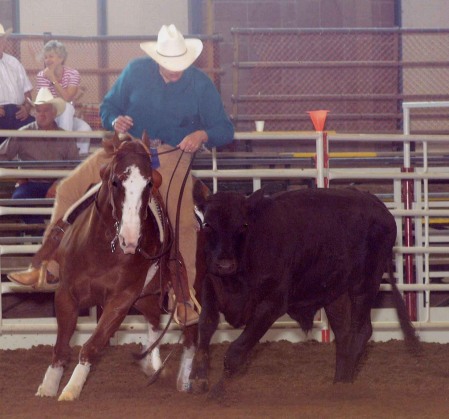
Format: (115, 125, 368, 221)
(96, 145, 195, 267)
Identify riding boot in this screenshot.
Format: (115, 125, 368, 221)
(7, 219, 69, 287)
(168, 254, 200, 326)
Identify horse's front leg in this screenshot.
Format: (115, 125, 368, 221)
(140, 324, 163, 376)
(133, 295, 163, 377)
(36, 289, 78, 398)
(177, 337, 196, 392)
(58, 297, 133, 401)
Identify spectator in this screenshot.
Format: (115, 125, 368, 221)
(35, 40, 80, 130)
(0, 23, 34, 143)
(0, 87, 80, 223)
(36, 39, 92, 154)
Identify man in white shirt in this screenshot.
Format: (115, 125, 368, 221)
(0, 23, 34, 143)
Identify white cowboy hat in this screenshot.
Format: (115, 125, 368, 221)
(140, 24, 203, 72)
(0, 23, 13, 37)
(28, 87, 66, 116)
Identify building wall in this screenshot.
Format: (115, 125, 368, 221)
(401, 0, 449, 28)
(211, 0, 398, 114)
(1, 0, 448, 116)
(17, 0, 188, 36)
(19, 0, 98, 35)
(106, 0, 189, 36)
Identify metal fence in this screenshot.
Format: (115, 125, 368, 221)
(231, 28, 449, 135)
(2, 125, 449, 348)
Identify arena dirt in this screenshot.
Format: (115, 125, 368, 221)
(1, 340, 449, 418)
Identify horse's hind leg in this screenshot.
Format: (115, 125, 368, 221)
(36, 290, 78, 397)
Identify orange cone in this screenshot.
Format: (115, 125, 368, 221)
(307, 110, 329, 132)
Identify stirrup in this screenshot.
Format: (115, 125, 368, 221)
(171, 289, 201, 327)
(173, 302, 199, 327)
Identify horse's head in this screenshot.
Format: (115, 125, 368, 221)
(102, 133, 157, 254)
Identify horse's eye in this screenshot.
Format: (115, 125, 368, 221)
(111, 176, 121, 188)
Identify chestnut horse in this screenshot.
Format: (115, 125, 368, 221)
(35, 135, 200, 401)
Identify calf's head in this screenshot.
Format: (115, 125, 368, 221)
(194, 183, 266, 276)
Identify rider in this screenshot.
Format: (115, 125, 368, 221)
(8, 24, 235, 326)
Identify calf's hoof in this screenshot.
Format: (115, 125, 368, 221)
(190, 377, 209, 394)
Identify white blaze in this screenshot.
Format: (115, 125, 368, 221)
(119, 164, 148, 254)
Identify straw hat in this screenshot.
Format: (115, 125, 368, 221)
(28, 87, 66, 116)
(0, 23, 13, 37)
(140, 24, 203, 72)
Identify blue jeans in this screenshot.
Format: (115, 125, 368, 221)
(12, 181, 52, 225)
(0, 104, 35, 144)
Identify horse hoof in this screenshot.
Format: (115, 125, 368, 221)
(58, 390, 77, 402)
(35, 385, 57, 398)
(177, 379, 192, 392)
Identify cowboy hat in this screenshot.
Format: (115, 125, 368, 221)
(0, 23, 13, 37)
(140, 24, 203, 72)
(28, 87, 66, 116)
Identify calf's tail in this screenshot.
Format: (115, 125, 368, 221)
(386, 261, 422, 355)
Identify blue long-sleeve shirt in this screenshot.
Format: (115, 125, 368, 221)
(100, 57, 234, 149)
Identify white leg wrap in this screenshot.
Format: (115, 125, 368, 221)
(177, 346, 195, 392)
(58, 362, 91, 401)
(36, 365, 64, 397)
(140, 327, 162, 376)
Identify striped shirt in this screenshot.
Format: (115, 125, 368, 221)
(35, 66, 80, 98)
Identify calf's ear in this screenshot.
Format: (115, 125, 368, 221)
(246, 188, 267, 208)
(193, 177, 211, 212)
(246, 187, 273, 219)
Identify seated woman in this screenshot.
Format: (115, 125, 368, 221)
(35, 40, 91, 153)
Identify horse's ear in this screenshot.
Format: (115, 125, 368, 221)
(103, 131, 122, 154)
(142, 130, 151, 149)
(100, 163, 110, 180)
(151, 169, 162, 192)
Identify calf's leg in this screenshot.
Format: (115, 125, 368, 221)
(190, 278, 220, 393)
(224, 299, 282, 376)
(325, 291, 374, 383)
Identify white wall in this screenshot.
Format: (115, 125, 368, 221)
(19, 0, 189, 36)
(19, 0, 97, 35)
(401, 0, 449, 28)
(107, 0, 189, 36)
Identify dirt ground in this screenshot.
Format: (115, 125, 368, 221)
(1, 340, 449, 419)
